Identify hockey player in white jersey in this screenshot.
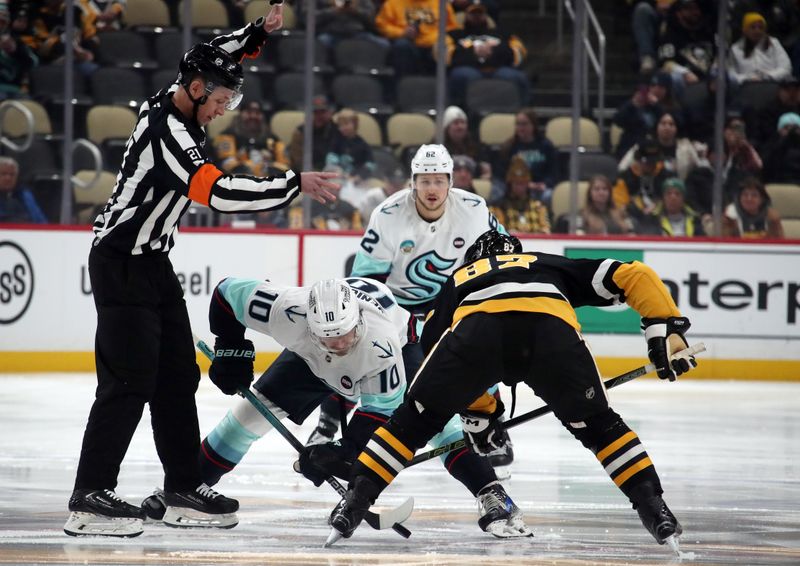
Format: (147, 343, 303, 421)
(143, 276, 530, 537)
(308, 144, 515, 469)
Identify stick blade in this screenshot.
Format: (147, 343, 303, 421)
(363, 496, 414, 530)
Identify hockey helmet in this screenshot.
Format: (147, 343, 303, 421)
(411, 144, 453, 187)
(464, 230, 522, 263)
(178, 43, 244, 110)
(307, 279, 363, 355)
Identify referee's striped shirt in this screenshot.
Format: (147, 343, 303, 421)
(93, 20, 299, 256)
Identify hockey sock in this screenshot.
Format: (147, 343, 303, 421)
(564, 409, 662, 500)
(444, 448, 498, 496)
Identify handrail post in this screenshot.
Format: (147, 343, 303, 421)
(568, 0, 585, 235)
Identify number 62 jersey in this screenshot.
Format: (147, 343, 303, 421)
(210, 276, 413, 416)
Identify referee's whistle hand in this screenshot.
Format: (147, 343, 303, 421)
(300, 171, 341, 203)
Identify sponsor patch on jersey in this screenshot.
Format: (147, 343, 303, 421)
(585, 386, 595, 400)
(453, 237, 465, 248)
(399, 239, 415, 254)
(340, 375, 353, 389)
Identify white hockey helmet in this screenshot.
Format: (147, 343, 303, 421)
(411, 144, 453, 188)
(307, 279, 363, 355)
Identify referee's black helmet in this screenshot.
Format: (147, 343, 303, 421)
(178, 43, 244, 110)
(464, 230, 522, 264)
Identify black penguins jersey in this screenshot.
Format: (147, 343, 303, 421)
(421, 252, 682, 354)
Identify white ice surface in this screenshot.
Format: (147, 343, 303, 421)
(0, 374, 798, 565)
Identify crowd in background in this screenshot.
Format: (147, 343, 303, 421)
(0, 0, 798, 240)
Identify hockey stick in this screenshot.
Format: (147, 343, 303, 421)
(407, 342, 707, 467)
(193, 334, 413, 538)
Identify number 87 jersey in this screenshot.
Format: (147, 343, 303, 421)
(211, 276, 413, 414)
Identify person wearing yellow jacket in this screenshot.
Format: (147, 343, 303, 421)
(375, 0, 458, 76)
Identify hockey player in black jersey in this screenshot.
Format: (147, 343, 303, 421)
(327, 229, 696, 548)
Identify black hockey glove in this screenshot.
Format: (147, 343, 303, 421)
(641, 316, 697, 381)
(209, 337, 255, 395)
(295, 440, 355, 486)
(460, 401, 505, 456)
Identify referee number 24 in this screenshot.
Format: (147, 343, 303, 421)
(454, 254, 537, 287)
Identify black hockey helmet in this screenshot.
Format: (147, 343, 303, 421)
(178, 43, 244, 110)
(464, 230, 522, 263)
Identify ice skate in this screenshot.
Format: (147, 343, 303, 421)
(63, 489, 145, 537)
(476, 481, 533, 538)
(326, 476, 378, 546)
(633, 490, 682, 546)
(161, 483, 239, 529)
(141, 488, 166, 521)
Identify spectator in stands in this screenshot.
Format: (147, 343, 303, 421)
(375, 0, 458, 76)
(0, 0, 38, 100)
(613, 137, 672, 234)
(745, 75, 800, 151)
(631, 0, 675, 75)
(554, 174, 633, 235)
(451, 154, 478, 194)
(450, 0, 500, 23)
(723, 176, 784, 238)
(618, 111, 709, 181)
(762, 111, 800, 184)
(729, 12, 792, 86)
(489, 155, 551, 234)
(613, 77, 665, 158)
(0, 156, 47, 223)
(444, 2, 529, 106)
(89, 0, 126, 32)
(496, 107, 557, 194)
(730, 0, 800, 46)
(325, 108, 376, 180)
(652, 177, 706, 237)
(710, 115, 763, 200)
(358, 164, 408, 223)
(442, 105, 491, 179)
(299, 0, 388, 52)
(288, 94, 338, 170)
(656, 0, 716, 101)
(213, 100, 289, 177)
(219, 0, 247, 29)
(309, 165, 364, 230)
(27, 0, 99, 77)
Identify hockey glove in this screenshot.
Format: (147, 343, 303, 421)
(295, 440, 355, 486)
(642, 316, 697, 381)
(460, 402, 505, 457)
(209, 337, 255, 395)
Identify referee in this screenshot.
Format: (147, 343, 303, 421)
(64, 2, 339, 537)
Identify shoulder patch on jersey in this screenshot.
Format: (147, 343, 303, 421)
(461, 196, 481, 207)
(284, 305, 305, 323)
(371, 340, 394, 358)
(380, 202, 401, 214)
(399, 239, 415, 254)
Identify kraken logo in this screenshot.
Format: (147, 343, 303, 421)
(401, 251, 457, 304)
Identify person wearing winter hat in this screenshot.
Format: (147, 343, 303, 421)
(442, 105, 492, 179)
(652, 177, 706, 237)
(729, 12, 792, 85)
(762, 111, 800, 183)
(489, 155, 551, 234)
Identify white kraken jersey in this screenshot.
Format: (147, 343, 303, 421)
(350, 188, 505, 309)
(216, 276, 409, 413)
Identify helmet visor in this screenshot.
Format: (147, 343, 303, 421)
(311, 321, 362, 356)
(205, 81, 243, 111)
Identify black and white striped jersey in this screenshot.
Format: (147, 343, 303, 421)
(92, 21, 300, 256)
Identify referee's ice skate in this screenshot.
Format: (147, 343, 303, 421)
(158, 484, 239, 529)
(63, 489, 145, 537)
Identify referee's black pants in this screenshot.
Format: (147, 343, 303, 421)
(73, 244, 201, 493)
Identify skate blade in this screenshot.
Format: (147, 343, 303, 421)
(324, 527, 344, 548)
(665, 534, 680, 555)
(484, 518, 534, 539)
(64, 512, 144, 538)
(162, 507, 238, 529)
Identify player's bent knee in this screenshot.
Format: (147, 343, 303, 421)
(562, 408, 627, 451)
